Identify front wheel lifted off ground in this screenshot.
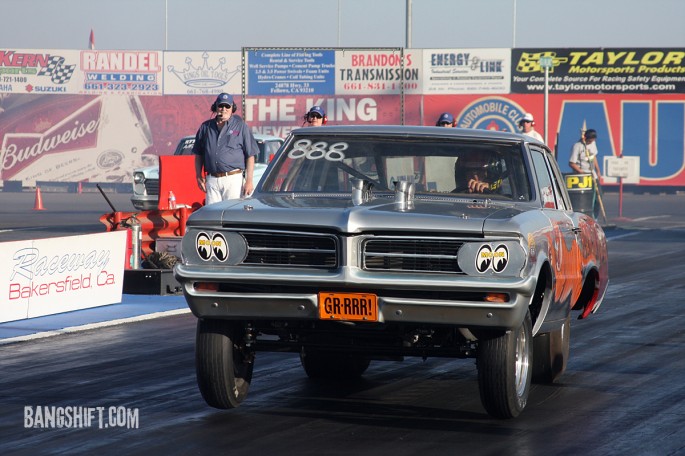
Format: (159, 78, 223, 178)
(477, 309, 533, 419)
(195, 319, 254, 409)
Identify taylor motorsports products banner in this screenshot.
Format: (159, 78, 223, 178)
(0, 231, 128, 323)
(511, 48, 685, 94)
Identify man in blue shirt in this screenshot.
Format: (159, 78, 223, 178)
(193, 93, 259, 204)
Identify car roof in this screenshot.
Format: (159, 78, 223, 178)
(290, 125, 540, 145)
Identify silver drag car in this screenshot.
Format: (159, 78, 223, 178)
(175, 125, 609, 419)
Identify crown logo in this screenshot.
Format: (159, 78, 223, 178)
(167, 52, 240, 88)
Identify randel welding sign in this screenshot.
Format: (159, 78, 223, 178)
(511, 48, 685, 94)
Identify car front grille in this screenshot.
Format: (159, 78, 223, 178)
(242, 232, 338, 268)
(363, 237, 464, 274)
(145, 179, 160, 195)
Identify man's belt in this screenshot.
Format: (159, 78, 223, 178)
(209, 169, 243, 177)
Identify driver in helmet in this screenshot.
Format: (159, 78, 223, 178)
(453, 152, 503, 194)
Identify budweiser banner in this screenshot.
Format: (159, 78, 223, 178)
(511, 48, 685, 94)
(0, 94, 153, 185)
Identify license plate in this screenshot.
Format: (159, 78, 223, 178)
(318, 292, 378, 322)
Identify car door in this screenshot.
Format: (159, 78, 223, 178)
(529, 147, 583, 314)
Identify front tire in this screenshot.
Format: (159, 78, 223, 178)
(195, 319, 254, 409)
(477, 310, 533, 419)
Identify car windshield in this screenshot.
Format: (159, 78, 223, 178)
(257, 139, 282, 164)
(261, 134, 531, 201)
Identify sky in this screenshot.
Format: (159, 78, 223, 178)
(2, 0, 685, 51)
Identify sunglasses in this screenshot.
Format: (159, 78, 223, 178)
(216, 104, 232, 109)
(309, 114, 323, 119)
(439, 121, 452, 126)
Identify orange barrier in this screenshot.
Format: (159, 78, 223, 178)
(100, 206, 194, 258)
(33, 187, 45, 210)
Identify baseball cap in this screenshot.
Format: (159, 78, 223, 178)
(308, 106, 326, 117)
(437, 112, 454, 124)
(584, 129, 597, 139)
(215, 93, 234, 106)
(521, 113, 534, 123)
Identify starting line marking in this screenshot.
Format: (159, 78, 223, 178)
(0, 308, 191, 345)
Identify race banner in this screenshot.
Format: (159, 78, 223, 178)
(79, 50, 163, 95)
(0, 231, 127, 323)
(245, 48, 335, 96)
(335, 49, 422, 95)
(0, 49, 81, 94)
(244, 95, 419, 139)
(422, 48, 511, 94)
(163, 51, 242, 95)
(512, 48, 685, 94)
(0, 94, 154, 186)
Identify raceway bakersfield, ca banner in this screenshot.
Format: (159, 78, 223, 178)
(0, 231, 127, 323)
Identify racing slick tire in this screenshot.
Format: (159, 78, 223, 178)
(477, 309, 533, 419)
(195, 318, 254, 409)
(300, 349, 371, 380)
(532, 314, 570, 383)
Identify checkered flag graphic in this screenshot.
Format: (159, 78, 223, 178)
(517, 52, 567, 74)
(37, 56, 76, 84)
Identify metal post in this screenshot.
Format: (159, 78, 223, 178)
(544, 66, 549, 144)
(406, 0, 412, 49)
(165, 0, 168, 51)
(130, 218, 142, 269)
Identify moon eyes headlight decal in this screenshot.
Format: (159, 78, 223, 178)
(493, 244, 508, 273)
(476, 244, 508, 273)
(212, 233, 228, 261)
(196, 232, 228, 262)
(197, 233, 212, 261)
(476, 245, 492, 272)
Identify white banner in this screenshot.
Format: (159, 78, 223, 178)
(0, 231, 127, 323)
(0, 49, 164, 96)
(423, 48, 511, 94)
(0, 49, 82, 94)
(335, 49, 422, 95)
(163, 51, 242, 95)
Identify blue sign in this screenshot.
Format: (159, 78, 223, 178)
(247, 50, 335, 96)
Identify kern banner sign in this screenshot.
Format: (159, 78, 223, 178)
(511, 48, 685, 94)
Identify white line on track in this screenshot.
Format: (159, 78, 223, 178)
(606, 231, 641, 241)
(0, 308, 191, 345)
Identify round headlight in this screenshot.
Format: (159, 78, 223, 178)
(133, 172, 145, 184)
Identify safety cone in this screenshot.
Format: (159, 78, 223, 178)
(33, 187, 45, 210)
